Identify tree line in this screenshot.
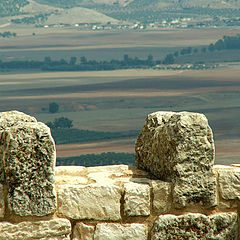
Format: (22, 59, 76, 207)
(159, 33, 240, 65)
(57, 152, 135, 167)
(208, 34, 240, 51)
(1, 33, 240, 71)
(51, 128, 138, 145)
(0, 32, 17, 38)
(0, 54, 160, 71)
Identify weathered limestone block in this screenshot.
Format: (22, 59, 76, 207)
(136, 111, 216, 208)
(218, 168, 240, 200)
(94, 223, 147, 240)
(123, 182, 150, 216)
(0, 111, 37, 181)
(151, 180, 172, 213)
(0, 218, 71, 240)
(151, 212, 238, 240)
(72, 222, 95, 240)
(0, 111, 56, 216)
(57, 183, 121, 220)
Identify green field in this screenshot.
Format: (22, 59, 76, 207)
(1, 27, 240, 166)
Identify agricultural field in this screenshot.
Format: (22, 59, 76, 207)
(1, 67, 240, 165)
(0, 26, 240, 62)
(0, 27, 240, 166)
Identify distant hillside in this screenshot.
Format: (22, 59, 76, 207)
(92, 0, 240, 23)
(45, 7, 119, 25)
(35, 0, 134, 8)
(3, 0, 119, 25)
(35, 0, 240, 9)
(1, 0, 240, 25)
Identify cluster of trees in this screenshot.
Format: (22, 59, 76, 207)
(56, 152, 135, 167)
(208, 34, 240, 52)
(49, 102, 59, 113)
(162, 47, 196, 64)
(0, 32, 17, 38)
(41, 54, 158, 71)
(50, 127, 138, 145)
(161, 33, 240, 65)
(11, 13, 50, 24)
(0, 0, 29, 17)
(46, 117, 73, 129)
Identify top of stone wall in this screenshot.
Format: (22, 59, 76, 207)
(0, 110, 237, 219)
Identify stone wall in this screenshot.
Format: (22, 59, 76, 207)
(0, 111, 239, 239)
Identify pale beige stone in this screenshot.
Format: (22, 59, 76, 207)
(57, 183, 121, 220)
(55, 176, 89, 187)
(218, 168, 240, 200)
(136, 111, 216, 208)
(87, 165, 129, 174)
(55, 166, 86, 176)
(151, 212, 238, 240)
(151, 180, 172, 213)
(123, 182, 150, 216)
(72, 222, 95, 240)
(0, 218, 71, 240)
(88, 172, 116, 184)
(0, 111, 56, 217)
(94, 223, 147, 240)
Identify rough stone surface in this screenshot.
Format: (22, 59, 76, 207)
(0, 111, 37, 182)
(57, 183, 121, 220)
(0, 218, 71, 240)
(151, 213, 238, 240)
(94, 223, 147, 240)
(151, 180, 172, 213)
(0, 184, 4, 217)
(218, 168, 240, 200)
(72, 222, 95, 240)
(136, 111, 216, 208)
(0, 111, 56, 216)
(123, 182, 150, 216)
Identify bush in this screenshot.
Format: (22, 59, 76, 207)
(49, 102, 59, 113)
(46, 117, 73, 129)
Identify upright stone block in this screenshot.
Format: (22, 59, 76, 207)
(136, 111, 216, 208)
(0, 111, 57, 217)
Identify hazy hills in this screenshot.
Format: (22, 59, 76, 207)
(0, 0, 119, 25)
(35, 0, 240, 9)
(0, 0, 240, 26)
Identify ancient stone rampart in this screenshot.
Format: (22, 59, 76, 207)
(0, 111, 239, 239)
